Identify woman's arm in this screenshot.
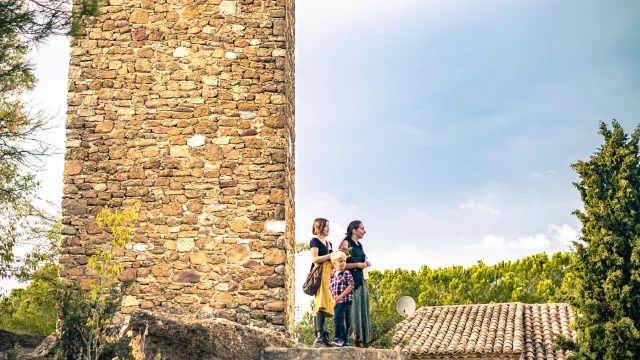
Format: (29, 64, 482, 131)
(340, 240, 365, 269)
(310, 246, 331, 264)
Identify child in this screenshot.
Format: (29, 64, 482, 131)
(329, 251, 355, 347)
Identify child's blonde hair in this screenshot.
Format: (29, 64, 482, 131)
(331, 251, 347, 262)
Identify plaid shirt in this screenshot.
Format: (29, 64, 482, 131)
(329, 269, 355, 305)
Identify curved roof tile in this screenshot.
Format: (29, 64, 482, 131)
(393, 302, 576, 360)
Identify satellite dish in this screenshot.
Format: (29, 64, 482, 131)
(396, 296, 416, 316)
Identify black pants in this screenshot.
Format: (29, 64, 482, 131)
(334, 303, 351, 341)
(314, 310, 326, 333)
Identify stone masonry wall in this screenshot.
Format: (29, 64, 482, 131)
(282, 0, 295, 331)
(61, 0, 295, 333)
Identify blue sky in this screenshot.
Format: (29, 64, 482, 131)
(2, 0, 639, 313)
(292, 0, 640, 309)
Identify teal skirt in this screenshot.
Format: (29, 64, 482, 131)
(347, 280, 371, 344)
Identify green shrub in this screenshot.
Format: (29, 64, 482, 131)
(0, 264, 58, 335)
(55, 203, 140, 360)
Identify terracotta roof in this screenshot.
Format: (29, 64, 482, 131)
(392, 302, 576, 360)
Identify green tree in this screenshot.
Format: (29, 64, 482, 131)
(557, 121, 640, 359)
(0, 263, 58, 335)
(410, 252, 572, 307)
(0, 0, 98, 282)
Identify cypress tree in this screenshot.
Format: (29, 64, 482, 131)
(559, 120, 640, 359)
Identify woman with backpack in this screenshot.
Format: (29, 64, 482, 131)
(309, 218, 334, 347)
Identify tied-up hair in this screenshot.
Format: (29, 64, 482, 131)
(343, 220, 363, 240)
(312, 218, 329, 236)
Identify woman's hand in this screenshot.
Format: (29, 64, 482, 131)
(364, 260, 371, 268)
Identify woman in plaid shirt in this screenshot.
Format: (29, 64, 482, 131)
(329, 251, 355, 347)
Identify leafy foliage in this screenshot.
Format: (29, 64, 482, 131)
(294, 242, 310, 254)
(0, 0, 100, 42)
(0, 0, 100, 282)
(557, 121, 640, 359)
(295, 251, 574, 347)
(0, 263, 58, 335)
(57, 203, 140, 360)
(0, 25, 55, 281)
(5, 343, 21, 360)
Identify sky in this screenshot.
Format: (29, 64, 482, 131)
(2, 0, 640, 316)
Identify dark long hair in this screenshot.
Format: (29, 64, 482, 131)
(344, 220, 363, 241)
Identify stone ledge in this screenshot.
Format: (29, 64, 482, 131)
(114, 311, 297, 360)
(262, 347, 407, 360)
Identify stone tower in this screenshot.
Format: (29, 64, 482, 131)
(61, 0, 295, 332)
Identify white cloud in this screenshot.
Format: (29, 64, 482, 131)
(459, 199, 501, 216)
(548, 223, 580, 246)
(507, 233, 551, 250)
(469, 233, 551, 251)
(469, 223, 580, 253)
(470, 235, 506, 249)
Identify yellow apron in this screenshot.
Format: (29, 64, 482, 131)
(312, 261, 334, 317)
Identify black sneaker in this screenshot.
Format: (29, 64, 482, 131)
(321, 331, 331, 347)
(312, 332, 324, 347)
(313, 331, 330, 347)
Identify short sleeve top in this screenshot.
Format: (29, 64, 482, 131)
(309, 237, 333, 258)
